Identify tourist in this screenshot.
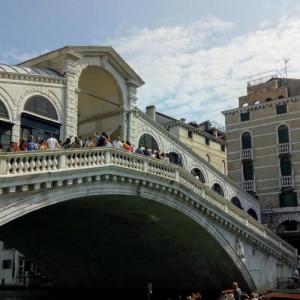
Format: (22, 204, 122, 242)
(232, 282, 242, 300)
(71, 137, 82, 148)
(104, 134, 112, 147)
(112, 136, 123, 149)
(250, 292, 258, 300)
(85, 136, 96, 148)
(143, 147, 151, 156)
(39, 140, 48, 150)
(63, 138, 71, 149)
(123, 140, 130, 151)
(19, 138, 27, 151)
(46, 134, 59, 150)
(97, 132, 107, 147)
(27, 135, 38, 151)
(187, 291, 202, 300)
(135, 145, 143, 155)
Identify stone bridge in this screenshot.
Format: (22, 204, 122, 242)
(0, 147, 297, 291)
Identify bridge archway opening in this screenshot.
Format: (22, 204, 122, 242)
(0, 195, 249, 294)
(231, 197, 242, 209)
(77, 66, 123, 139)
(138, 133, 159, 151)
(169, 151, 183, 166)
(212, 183, 224, 197)
(247, 209, 258, 220)
(191, 168, 205, 183)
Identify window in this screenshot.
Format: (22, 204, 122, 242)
(0, 100, 9, 119)
(280, 157, 292, 176)
(2, 260, 12, 270)
(191, 168, 205, 183)
(205, 137, 210, 145)
(24, 96, 58, 120)
(280, 191, 297, 207)
(240, 111, 250, 122)
(276, 103, 287, 115)
(243, 161, 254, 180)
(278, 125, 289, 144)
(247, 209, 258, 220)
(231, 197, 242, 209)
(212, 183, 224, 197)
(138, 134, 159, 151)
(188, 130, 193, 139)
(221, 144, 225, 152)
(241, 132, 252, 149)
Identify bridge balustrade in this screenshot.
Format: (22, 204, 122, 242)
(0, 147, 297, 258)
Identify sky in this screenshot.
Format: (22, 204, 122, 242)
(1, 0, 300, 124)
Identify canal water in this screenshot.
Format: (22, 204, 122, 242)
(0, 288, 221, 300)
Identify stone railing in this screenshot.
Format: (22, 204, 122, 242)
(278, 143, 291, 155)
(242, 180, 255, 192)
(279, 176, 294, 189)
(0, 147, 297, 259)
(241, 149, 253, 160)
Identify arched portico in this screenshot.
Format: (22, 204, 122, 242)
(77, 65, 124, 139)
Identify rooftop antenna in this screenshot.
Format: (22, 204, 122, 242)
(283, 57, 289, 86)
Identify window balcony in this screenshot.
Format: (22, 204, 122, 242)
(278, 143, 291, 155)
(241, 148, 253, 160)
(242, 180, 256, 192)
(279, 176, 294, 189)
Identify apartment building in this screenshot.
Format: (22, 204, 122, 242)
(223, 75, 300, 250)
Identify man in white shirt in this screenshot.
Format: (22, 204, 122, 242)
(47, 134, 59, 150)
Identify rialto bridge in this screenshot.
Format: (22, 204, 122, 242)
(0, 46, 297, 292)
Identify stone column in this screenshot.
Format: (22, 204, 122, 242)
(63, 57, 81, 139)
(126, 80, 139, 143)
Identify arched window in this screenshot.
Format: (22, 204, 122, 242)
(191, 168, 205, 183)
(278, 95, 284, 99)
(24, 95, 58, 120)
(138, 134, 159, 151)
(278, 125, 289, 144)
(168, 152, 183, 167)
(242, 103, 248, 107)
(231, 197, 242, 209)
(241, 132, 252, 149)
(247, 209, 258, 220)
(212, 183, 224, 197)
(0, 100, 9, 119)
(280, 157, 292, 176)
(265, 97, 272, 102)
(254, 101, 260, 105)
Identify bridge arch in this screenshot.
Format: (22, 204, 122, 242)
(0, 175, 256, 290)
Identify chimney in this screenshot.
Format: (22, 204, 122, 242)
(146, 105, 156, 121)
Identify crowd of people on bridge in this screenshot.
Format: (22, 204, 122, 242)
(0, 131, 180, 164)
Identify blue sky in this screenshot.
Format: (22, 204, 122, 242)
(1, 0, 300, 124)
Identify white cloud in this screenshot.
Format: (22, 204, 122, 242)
(0, 48, 49, 64)
(107, 15, 300, 125)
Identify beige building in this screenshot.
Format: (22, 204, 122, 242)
(145, 105, 227, 175)
(223, 75, 300, 250)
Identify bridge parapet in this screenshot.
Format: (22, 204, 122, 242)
(0, 148, 297, 262)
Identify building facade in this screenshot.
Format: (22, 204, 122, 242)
(0, 240, 39, 286)
(144, 105, 227, 175)
(223, 75, 300, 250)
